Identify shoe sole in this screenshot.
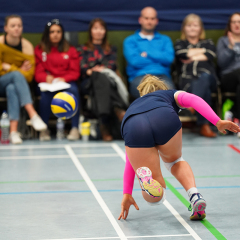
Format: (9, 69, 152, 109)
(190, 199, 207, 220)
(193, 199, 206, 213)
(136, 167, 163, 198)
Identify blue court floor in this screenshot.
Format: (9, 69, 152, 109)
(0, 132, 240, 240)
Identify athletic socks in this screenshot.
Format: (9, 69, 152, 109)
(187, 187, 198, 199)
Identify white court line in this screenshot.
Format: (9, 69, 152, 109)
(41, 233, 191, 240)
(111, 143, 202, 240)
(0, 153, 119, 160)
(163, 201, 201, 240)
(111, 143, 125, 161)
(0, 143, 112, 150)
(64, 145, 127, 240)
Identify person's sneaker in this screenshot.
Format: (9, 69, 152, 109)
(136, 167, 163, 198)
(39, 129, 51, 141)
(67, 127, 80, 141)
(30, 114, 47, 131)
(10, 132, 23, 144)
(189, 193, 206, 220)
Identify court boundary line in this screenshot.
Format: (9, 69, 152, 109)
(0, 153, 119, 160)
(65, 145, 127, 240)
(165, 179, 227, 240)
(0, 143, 112, 150)
(41, 233, 192, 240)
(228, 144, 240, 154)
(111, 143, 201, 240)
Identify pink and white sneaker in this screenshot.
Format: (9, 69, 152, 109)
(189, 193, 206, 220)
(136, 167, 163, 198)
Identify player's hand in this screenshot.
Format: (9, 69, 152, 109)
(216, 119, 240, 134)
(118, 194, 139, 220)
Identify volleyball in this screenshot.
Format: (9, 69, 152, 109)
(51, 92, 78, 119)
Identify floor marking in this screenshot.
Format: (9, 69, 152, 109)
(0, 143, 112, 150)
(163, 200, 201, 240)
(2, 185, 240, 195)
(228, 144, 240, 154)
(0, 153, 118, 160)
(166, 174, 240, 179)
(41, 234, 192, 239)
(111, 144, 201, 240)
(65, 145, 127, 240)
(111, 143, 125, 162)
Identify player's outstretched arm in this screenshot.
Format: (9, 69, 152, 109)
(174, 91, 240, 134)
(118, 194, 139, 220)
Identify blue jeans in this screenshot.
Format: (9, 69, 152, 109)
(0, 71, 32, 120)
(180, 73, 217, 125)
(129, 74, 175, 99)
(38, 81, 80, 128)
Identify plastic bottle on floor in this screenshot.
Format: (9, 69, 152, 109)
(56, 118, 65, 140)
(1, 111, 10, 144)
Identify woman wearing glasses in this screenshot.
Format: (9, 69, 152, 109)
(217, 12, 240, 131)
(35, 19, 80, 141)
(0, 14, 47, 144)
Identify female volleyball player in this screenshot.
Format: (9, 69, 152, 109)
(118, 75, 240, 221)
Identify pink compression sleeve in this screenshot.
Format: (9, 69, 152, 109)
(177, 92, 220, 126)
(123, 153, 135, 195)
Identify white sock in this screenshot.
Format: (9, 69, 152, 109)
(187, 187, 198, 199)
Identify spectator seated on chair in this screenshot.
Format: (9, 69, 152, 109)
(175, 14, 218, 138)
(123, 7, 175, 99)
(78, 18, 128, 142)
(217, 12, 240, 128)
(34, 19, 80, 141)
(0, 14, 47, 144)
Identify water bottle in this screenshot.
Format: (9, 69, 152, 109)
(56, 118, 65, 140)
(80, 122, 91, 141)
(1, 111, 10, 144)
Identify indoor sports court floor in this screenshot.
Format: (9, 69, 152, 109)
(1, 132, 240, 240)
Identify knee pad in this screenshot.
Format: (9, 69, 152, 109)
(147, 188, 166, 206)
(163, 157, 185, 172)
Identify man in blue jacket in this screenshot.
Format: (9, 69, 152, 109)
(123, 7, 175, 98)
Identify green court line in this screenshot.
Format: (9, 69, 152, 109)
(165, 179, 227, 240)
(1, 174, 240, 184)
(0, 178, 123, 184)
(165, 174, 240, 179)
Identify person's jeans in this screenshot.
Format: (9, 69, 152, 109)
(180, 73, 217, 125)
(0, 71, 32, 120)
(129, 74, 175, 99)
(39, 81, 80, 128)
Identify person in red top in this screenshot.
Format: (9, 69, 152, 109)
(35, 19, 80, 141)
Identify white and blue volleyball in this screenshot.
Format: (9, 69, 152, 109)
(51, 92, 78, 119)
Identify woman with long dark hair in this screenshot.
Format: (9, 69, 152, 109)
(79, 18, 128, 141)
(35, 19, 80, 141)
(217, 12, 240, 134)
(0, 14, 47, 144)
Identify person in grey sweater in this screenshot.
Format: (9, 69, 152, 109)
(217, 12, 240, 122)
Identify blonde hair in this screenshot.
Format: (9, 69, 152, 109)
(137, 75, 169, 97)
(180, 14, 205, 40)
